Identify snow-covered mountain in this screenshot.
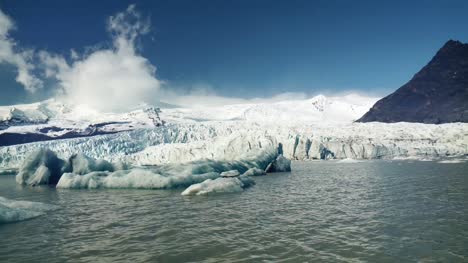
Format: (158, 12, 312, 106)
(0, 94, 375, 146)
(0, 94, 466, 169)
(161, 94, 378, 124)
(0, 99, 163, 146)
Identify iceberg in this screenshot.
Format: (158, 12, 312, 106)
(0, 196, 58, 224)
(16, 149, 127, 186)
(266, 154, 292, 173)
(57, 170, 221, 189)
(53, 147, 281, 189)
(16, 148, 67, 186)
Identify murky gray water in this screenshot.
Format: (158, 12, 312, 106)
(0, 160, 467, 262)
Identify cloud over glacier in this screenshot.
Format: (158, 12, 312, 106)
(0, 5, 161, 112)
(40, 4, 161, 112)
(0, 5, 374, 111)
(0, 9, 43, 92)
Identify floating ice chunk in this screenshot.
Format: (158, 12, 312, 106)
(265, 154, 291, 173)
(0, 168, 17, 175)
(242, 167, 266, 176)
(181, 175, 255, 196)
(57, 170, 220, 189)
(438, 159, 466, 164)
(181, 178, 242, 195)
(0, 196, 57, 212)
(220, 170, 240, 177)
(337, 158, 363, 163)
(16, 148, 67, 186)
(0, 196, 58, 224)
(418, 158, 436, 162)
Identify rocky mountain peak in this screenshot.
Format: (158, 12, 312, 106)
(358, 40, 468, 123)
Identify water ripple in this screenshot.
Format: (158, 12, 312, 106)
(0, 160, 467, 262)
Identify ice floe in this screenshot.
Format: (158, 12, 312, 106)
(181, 174, 255, 196)
(0, 196, 58, 224)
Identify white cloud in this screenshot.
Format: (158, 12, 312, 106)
(0, 5, 380, 110)
(0, 9, 42, 92)
(40, 4, 161, 112)
(70, 49, 79, 60)
(159, 84, 309, 107)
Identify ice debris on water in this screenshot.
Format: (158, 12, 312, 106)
(265, 155, 291, 173)
(181, 173, 255, 196)
(241, 167, 266, 176)
(0, 196, 58, 224)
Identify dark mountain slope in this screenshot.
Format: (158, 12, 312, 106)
(358, 40, 468, 123)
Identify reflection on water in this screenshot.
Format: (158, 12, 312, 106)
(0, 160, 467, 262)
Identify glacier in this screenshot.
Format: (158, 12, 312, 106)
(0, 93, 465, 198)
(0, 99, 163, 146)
(0, 196, 58, 224)
(0, 94, 466, 176)
(1, 121, 466, 170)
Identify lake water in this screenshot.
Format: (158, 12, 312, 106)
(0, 160, 467, 262)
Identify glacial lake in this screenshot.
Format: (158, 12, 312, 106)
(0, 160, 467, 262)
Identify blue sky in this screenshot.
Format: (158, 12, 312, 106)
(1, 0, 468, 105)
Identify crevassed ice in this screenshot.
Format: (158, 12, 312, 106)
(16, 148, 127, 186)
(57, 170, 221, 189)
(1, 122, 467, 169)
(56, 148, 278, 189)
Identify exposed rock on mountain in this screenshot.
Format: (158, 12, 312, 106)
(358, 40, 468, 123)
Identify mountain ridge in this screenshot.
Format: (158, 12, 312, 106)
(358, 39, 468, 123)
